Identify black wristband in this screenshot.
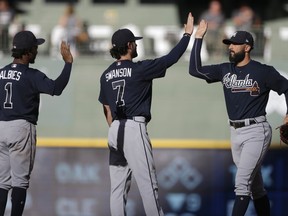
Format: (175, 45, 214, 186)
(183, 33, 191, 37)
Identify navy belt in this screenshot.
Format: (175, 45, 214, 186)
(229, 119, 257, 129)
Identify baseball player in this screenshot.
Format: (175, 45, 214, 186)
(98, 13, 194, 216)
(0, 31, 73, 216)
(189, 20, 288, 216)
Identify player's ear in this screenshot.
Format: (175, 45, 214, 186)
(127, 42, 135, 49)
(245, 44, 252, 52)
(127, 42, 132, 48)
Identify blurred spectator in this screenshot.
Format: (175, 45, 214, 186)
(231, 3, 265, 56)
(199, 0, 226, 57)
(231, 3, 256, 32)
(76, 20, 92, 55)
(58, 3, 84, 56)
(0, 0, 15, 54)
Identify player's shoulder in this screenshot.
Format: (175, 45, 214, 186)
(8, 63, 40, 72)
(102, 60, 138, 73)
(249, 60, 276, 71)
(249, 59, 270, 67)
(219, 62, 230, 67)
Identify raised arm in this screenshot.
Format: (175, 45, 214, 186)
(189, 20, 223, 83)
(164, 12, 194, 68)
(188, 20, 212, 80)
(54, 41, 74, 95)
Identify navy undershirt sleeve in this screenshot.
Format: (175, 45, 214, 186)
(189, 38, 222, 82)
(163, 35, 190, 68)
(53, 62, 72, 95)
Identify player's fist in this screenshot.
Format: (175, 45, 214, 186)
(60, 41, 73, 63)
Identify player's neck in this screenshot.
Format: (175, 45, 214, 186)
(118, 55, 132, 61)
(13, 58, 29, 65)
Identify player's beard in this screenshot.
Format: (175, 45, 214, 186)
(229, 50, 245, 64)
(29, 53, 36, 64)
(30, 58, 35, 64)
(131, 46, 138, 58)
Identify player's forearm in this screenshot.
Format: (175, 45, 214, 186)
(285, 91, 288, 116)
(106, 116, 112, 126)
(105, 110, 113, 126)
(103, 104, 112, 126)
(53, 63, 72, 95)
(188, 39, 215, 82)
(284, 114, 288, 124)
(189, 38, 205, 78)
(164, 34, 191, 68)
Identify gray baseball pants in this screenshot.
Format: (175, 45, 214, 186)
(0, 119, 36, 190)
(230, 116, 272, 200)
(108, 117, 164, 216)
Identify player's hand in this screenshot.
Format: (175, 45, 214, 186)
(195, 19, 208, 39)
(60, 41, 73, 63)
(284, 114, 288, 124)
(184, 12, 194, 35)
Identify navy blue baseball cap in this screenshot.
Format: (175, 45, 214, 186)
(112, 28, 142, 48)
(12, 30, 45, 50)
(223, 31, 254, 48)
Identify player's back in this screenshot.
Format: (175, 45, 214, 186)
(100, 58, 167, 121)
(0, 63, 41, 124)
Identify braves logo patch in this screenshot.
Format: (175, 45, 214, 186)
(223, 73, 260, 96)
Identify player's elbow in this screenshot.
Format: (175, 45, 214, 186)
(53, 83, 68, 96)
(188, 68, 198, 76)
(53, 88, 64, 96)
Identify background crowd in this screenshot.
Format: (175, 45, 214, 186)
(0, 0, 281, 59)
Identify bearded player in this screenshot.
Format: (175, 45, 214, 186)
(189, 20, 288, 216)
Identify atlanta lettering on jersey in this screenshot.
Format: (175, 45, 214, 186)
(0, 70, 22, 81)
(223, 73, 260, 96)
(106, 68, 132, 82)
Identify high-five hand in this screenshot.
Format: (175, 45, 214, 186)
(195, 19, 208, 39)
(184, 12, 194, 35)
(60, 41, 73, 63)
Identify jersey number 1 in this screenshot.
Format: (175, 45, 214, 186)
(4, 82, 13, 109)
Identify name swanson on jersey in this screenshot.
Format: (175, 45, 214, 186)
(105, 67, 132, 82)
(0, 69, 22, 81)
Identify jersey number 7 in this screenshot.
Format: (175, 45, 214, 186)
(112, 79, 125, 107)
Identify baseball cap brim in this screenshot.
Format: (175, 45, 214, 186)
(134, 36, 143, 41)
(223, 39, 244, 45)
(37, 38, 45, 45)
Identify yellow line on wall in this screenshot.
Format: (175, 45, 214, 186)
(37, 138, 286, 149)
(37, 137, 232, 149)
